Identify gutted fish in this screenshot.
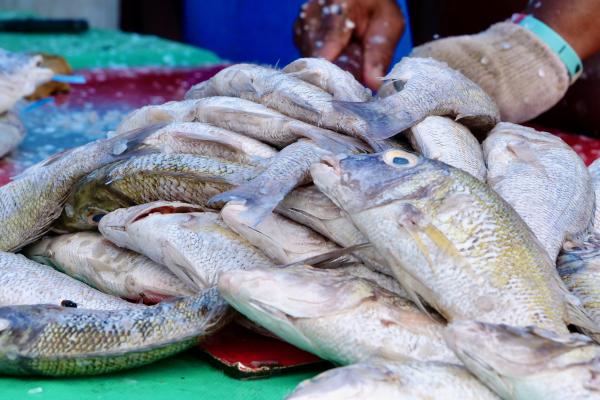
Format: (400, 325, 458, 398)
(99, 202, 275, 291)
(219, 265, 459, 365)
(24, 232, 194, 303)
(484, 123, 593, 261)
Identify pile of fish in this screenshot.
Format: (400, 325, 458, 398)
(2, 55, 600, 399)
(0, 49, 53, 158)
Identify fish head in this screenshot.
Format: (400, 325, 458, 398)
(287, 363, 397, 400)
(444, 320, 596, 398)
(98, 201, 204, 248)
(55, 172, 132, 232)
(218, 266, 377, 352)
(311, 149, 449, 214)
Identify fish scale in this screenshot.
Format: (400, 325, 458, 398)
(0, 287, 229, 376)
(311, 149, 598, 335)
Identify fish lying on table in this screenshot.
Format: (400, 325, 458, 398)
(311, 149, 598, 336)
(219, 265, 459, 365)
(24, 232, 194, 304)
(99, 201, 275, 291)
(54, 152, 260, 232)
(0, 124, 161, 252)
(0, 252, 137, 310)
(287, 361, 498, 400)
(484, 122, 593, 261)
(0, 287, 230, 376)
(445, 320, 600, 400)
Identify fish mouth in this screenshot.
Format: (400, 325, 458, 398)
(319, 154, 346, 176)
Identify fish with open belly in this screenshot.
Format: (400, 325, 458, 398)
(99, 201, 275, 291)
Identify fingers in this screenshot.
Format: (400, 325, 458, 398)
(294, 0, 355, 60)
(334, 41, 364, 81)
(361, 0, 405, 90)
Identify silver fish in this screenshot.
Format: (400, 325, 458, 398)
(277, 185, 393, 276)
(0, 111, 25, 158)
(219, 265, 459, 365)
(484, 123, 593, 261)
(311, 149, 596, 335)
(0, 287, 229, 376)
(117, 96, 368, 153)
(0, 125, 158, 251)
(99, 201, 275, 291)
(558, 234, 600, 327)
(184, 64, 372, 141)
(445, 320, 600, 400)
(334, 57, 500, 142)
(589, 158, 600, 231)
(409, 116, 486, 181)
(210, 140, 330, 225)
(0, 252, 137, 310)
(24, 232, 194, 304)
(282, 58, 372, 102)
(287, 361, 498, 400)
(221, 202, 340, 264)
(143, 121, 277, 164)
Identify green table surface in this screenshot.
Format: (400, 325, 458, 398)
(0, 27, 220, 69)
(0, 25, 324, 399)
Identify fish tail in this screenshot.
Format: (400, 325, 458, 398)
(290, 123, 370, 154)
(332, 100, 412, 141)
(106, 122, 169, 157)
(208, 185, 279, 227)
(279, 243, 370, 268)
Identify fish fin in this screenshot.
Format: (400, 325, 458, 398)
(279, 243, 371, 269)
(161, 242, 204, 291)
(208, 187, 277, 226)
(289, 123, 370, 154)
(332, 100, 411, 140)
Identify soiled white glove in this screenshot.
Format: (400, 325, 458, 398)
(408, 22, 570, 123)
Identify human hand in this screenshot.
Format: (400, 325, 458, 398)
(294, 0, 404, 90)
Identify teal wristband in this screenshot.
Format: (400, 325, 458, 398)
(515, 14, 583, 82)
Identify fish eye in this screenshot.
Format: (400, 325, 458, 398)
(382, 150, 418, 167)
(91, 213, 106, 223)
